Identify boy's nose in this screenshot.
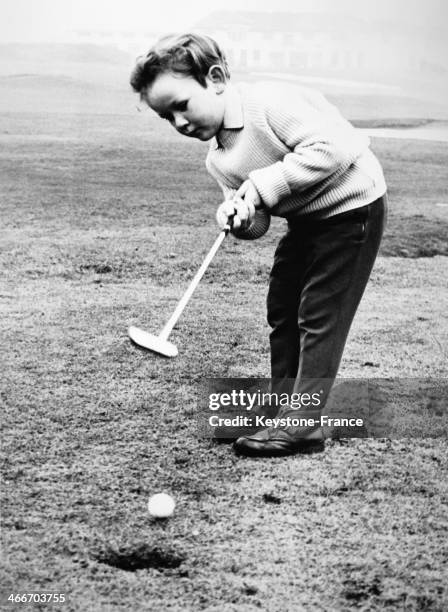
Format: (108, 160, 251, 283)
(173, 112, 189, 130)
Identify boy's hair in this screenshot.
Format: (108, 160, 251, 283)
(130, 33, 230, 96)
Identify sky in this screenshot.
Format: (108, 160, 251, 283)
(1, 0, 447, 43)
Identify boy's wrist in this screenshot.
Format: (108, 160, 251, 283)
(247, 179, 264, 210)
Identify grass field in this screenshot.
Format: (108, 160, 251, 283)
(1, 110, 448, 611)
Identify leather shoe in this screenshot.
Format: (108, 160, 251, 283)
(234, 427, 325, 457)
(212, 403, 280, 443)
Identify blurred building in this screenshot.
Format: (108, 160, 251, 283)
(67, 10, 447, 88)
(192, 11, 446, 83)
(71, 29, 159, 57)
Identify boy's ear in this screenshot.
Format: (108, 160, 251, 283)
(207, 65, 226, 93)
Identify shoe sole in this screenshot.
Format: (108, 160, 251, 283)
(233, 440, 325, 457)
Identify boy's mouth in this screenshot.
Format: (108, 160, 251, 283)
(185, 127, 205, 139)
(180, 127, 198, 137)
(181, 126, 211, 141)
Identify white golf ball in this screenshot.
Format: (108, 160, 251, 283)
(147, 493, 175, 518)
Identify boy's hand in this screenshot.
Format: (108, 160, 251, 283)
(216, 197, 255, 232)
(216, 181, 262, 232)
(235, 179, 262, 210)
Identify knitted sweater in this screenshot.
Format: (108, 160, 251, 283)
(206, 82, 386, 224)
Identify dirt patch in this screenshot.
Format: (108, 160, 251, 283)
(96, 544, 185, 572)
(353, 118, 437, 129)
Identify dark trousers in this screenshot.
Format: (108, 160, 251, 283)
(267, 195, 387, 409)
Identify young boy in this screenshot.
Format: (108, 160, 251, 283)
(130, 33, 387, 457)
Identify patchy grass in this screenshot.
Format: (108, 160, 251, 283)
(1, 111, 447, 610)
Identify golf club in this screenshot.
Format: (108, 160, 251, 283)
(128, 215, 234, 357)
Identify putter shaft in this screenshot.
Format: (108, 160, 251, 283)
(160, 226, 229, 339)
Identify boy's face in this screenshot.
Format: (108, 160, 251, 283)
(143, 70, 226, 141)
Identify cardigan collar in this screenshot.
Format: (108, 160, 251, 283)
(213, 83, 244, 149)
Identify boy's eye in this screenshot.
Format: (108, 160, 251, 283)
(159, 100, 188, 122)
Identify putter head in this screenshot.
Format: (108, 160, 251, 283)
(128, 326, 178, 358)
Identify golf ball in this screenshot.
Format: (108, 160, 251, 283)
(147, 493, 175, 518)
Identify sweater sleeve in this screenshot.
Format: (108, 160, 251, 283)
(248, 93, 370, 209)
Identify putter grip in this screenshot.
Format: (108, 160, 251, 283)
(224, 212, 235, 233)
